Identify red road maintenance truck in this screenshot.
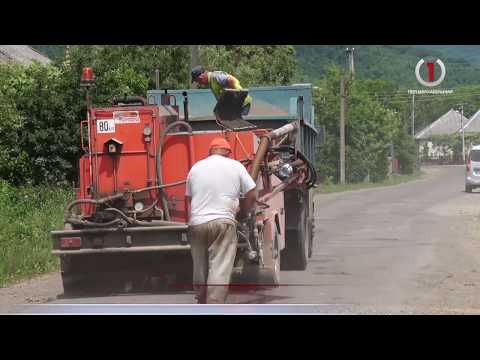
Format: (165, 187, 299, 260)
(51, 68, 320, 294)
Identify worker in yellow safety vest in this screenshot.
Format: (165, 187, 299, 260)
(191, 65, 252, 116)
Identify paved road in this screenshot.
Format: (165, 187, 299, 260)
(11, 166, 480, 314)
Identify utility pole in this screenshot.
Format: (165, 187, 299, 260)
(340, 74, 346, 184)
(339, 47, 355, 185)
(339, 48, 355, 184)
(346, 48, 355, 80)
(155, 69, 160, 90)
(63, 45, 71, 68)
(462, 104, 465, 163)
(458, 103, 466, 163)
(411, 94, 415, 137)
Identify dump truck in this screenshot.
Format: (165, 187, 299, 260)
(51, 68, 320, 294)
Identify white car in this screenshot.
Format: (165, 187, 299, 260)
(465, 145, 480, 193)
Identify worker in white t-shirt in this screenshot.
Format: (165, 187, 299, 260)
(185, 137, 257, 304)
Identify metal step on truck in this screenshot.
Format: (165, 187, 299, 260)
(51, 68, 321, 295)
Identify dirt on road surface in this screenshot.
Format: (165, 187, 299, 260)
(0, 272, 62, 314)
(3, 165, 480, 314)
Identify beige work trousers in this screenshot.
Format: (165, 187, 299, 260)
(188, 218, 238, 304)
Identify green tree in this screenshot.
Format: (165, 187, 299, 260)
(393, 126, 417, 174)
(58, 45, 190, 114)
(199, 45, 298, 86)
(314, 66, 402, 183)
(0, 88, 30, 184)
(0, 62, 77, 185)
(0, 45, 300, 186)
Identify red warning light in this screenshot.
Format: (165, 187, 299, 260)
(80, 67, 96, 88)
(81, 67, 94, 82)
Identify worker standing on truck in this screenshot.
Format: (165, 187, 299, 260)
(186, 137, 257, 304)
(191, 65, 252, 117)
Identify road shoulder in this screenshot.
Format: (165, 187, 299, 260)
(0, 272, 62, 314)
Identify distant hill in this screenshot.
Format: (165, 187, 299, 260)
(414, 45, 480, 65)
(295, 45, 480, 88)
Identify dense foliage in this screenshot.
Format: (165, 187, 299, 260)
(200, 45, 298, 86)
(0, 63, 79, 185)
(314, 66, 413, 183)
(0, 45, 298, 185)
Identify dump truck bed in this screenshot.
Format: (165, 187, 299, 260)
(147, 84, 319, 165)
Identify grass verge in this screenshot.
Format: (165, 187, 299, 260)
(0, 181, 74, 287)
(317, 171, 423, 194)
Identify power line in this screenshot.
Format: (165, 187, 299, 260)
(372, 91, 480, 99)
(317, 93, 480, 109)
(369, 92, 480, 102)
(375, 90, 480, 96)
(341, 86, 480, 98)
(379, 94, 480, 103)
(316, 89, 480, 100)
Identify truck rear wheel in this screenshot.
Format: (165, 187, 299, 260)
(236, 227, 281, 287)
(256, 229, 281, 286)
(308, 200, 314, 258)
(59, 223, 94, 296)
(60, 255, 95, 296)
(60, 255, 119, 296)
(281, 190, 308, 270)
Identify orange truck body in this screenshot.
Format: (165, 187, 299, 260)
(78, 105, 268, 223)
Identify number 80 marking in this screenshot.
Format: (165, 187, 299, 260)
(97, 119, 115, 133)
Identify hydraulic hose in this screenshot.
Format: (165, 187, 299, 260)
(64, 180, 189, 226)
(64, 193, 127, 220)
(104, 208, 185, 227)
(133, 179, 186, 194)
(66, 218, 124, 228)
(297, 151, 318, 188)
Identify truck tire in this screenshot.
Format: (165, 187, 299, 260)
(281, 190, 308, 270)
(59, 222, 92, 296)
(60, 253, 128, 296)
(256, 228, 281, 286)
(236, 227, 281, 287)
(60, 255, 92, 296)
(172, 254, 194, 291)
(307, 197, 314, 259)
(60, 256, 75, 295)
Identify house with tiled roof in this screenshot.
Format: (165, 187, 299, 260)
(0, 45, 51, 65)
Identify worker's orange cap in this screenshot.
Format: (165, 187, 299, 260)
(209, 137, 232, 152)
